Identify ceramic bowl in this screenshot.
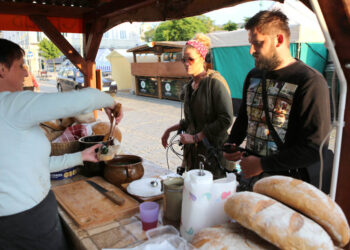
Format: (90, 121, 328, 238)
(104, 155, 144, 185)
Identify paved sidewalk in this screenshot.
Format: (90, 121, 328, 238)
(106, 92, 184, 173)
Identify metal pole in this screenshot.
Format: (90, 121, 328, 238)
(309, 0, 347, 200)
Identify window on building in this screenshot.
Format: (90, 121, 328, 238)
(103, 32, 110, 39)
(36, 32, 42, 42)
(120, 30, 127, 40)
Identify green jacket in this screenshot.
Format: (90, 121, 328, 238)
(180, 70, 233, 178)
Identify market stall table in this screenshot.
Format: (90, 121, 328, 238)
(51, 159, 172, 250)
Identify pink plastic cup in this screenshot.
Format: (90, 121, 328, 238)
(139, 202, 159, 231)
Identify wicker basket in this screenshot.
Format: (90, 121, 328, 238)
(50, 140, 81, 156)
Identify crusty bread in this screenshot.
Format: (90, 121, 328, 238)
(92, 122, 110, 135)
(191, 222, 277, 250)
(92, 122, 122, 142)
(253, 176, 350, 247)
(61, 117, 75, 128)
(41, 120, 64, 131)
(224, 192, 334, 250)
(74, 112, 96, 123)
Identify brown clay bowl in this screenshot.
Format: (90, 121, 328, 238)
(104, 155, 144, 185)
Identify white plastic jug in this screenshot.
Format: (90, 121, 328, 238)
(180, 169, 237, 241)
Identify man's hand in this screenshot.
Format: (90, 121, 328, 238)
(240, 155, 263, 178)
(223, 143, 243, 161)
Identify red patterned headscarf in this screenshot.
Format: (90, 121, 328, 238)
(186, 40, 208, 59)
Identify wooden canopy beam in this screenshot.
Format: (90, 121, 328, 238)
(85, 0, 158, 22)
(82, 19, 108, 88)
(0, 2, 90, 18)
(29, 15, 87, 75)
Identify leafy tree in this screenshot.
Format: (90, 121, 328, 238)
(38, 38, 62, 72)
(142, 28, 156, 42)
(243, 17, 251, 27)
(223, 21, 238, 31)
(153, 16, 215, 41)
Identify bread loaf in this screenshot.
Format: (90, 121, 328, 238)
(191, 222, 277, 250)
(224, 192, 334, 249)
(253, 176, 350, 247)
(41, 120, 64, 131)
(74, 112, 96, 123)
(92, 122, 122, 142)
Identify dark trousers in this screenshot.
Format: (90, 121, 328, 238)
(0, 190, 69, 250)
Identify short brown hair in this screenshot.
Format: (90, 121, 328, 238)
(245, 10, 290, 39)
(0, 39, 25, 69)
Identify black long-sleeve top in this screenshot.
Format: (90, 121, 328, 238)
(228, 60, 331, 173)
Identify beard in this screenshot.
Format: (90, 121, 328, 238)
(254, 48, 282, 71)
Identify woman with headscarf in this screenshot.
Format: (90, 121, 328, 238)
(161, 33, 233, 179)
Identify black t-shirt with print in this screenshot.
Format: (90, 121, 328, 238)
(228, 59, 331, 174)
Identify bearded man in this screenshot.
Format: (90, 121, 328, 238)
(224, 10, 332, 191)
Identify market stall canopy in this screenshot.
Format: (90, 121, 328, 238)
(0, 0, 350, 224)
(0, 0, 287, 33)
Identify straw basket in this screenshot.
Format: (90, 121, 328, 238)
(50, 140, 81, 156)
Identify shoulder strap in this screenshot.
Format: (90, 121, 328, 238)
(261, 71, 284, 149)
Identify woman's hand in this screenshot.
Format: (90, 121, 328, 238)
(105, 101, 123, 124)
(81, 144, 102, 162)
(161, 129, 170, 148)
(180, 133, 195, 145)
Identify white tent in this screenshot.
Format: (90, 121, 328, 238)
(209, 0, 325, 48)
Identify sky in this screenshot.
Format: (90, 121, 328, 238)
(204, 1, 274, 25)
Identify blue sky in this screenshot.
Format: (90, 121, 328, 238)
(204, 1, 274, 25)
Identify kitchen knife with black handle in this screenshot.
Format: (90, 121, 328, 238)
(86, 180, 125, 206)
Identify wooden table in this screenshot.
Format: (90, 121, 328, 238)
(52, 159, 172, 250)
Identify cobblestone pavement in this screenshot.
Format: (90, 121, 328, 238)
(111, 92, 184, 173)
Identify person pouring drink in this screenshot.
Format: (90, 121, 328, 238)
(0, 38, 123, 249)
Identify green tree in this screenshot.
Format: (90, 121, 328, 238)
(223, 21, 238, 31)
(153, 16, 214, 41)
(38, 38, 62, 72)
(243, 17, 251, 27)
(142, 28, 156, 42)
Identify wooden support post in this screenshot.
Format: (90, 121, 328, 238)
(157, 76, 162, 99)
(85, 61, 96, 88)
(96, 69, 103, 91)
(135, 76, 139, 96)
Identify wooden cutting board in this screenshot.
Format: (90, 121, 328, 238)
(52, 176, 139, 229)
